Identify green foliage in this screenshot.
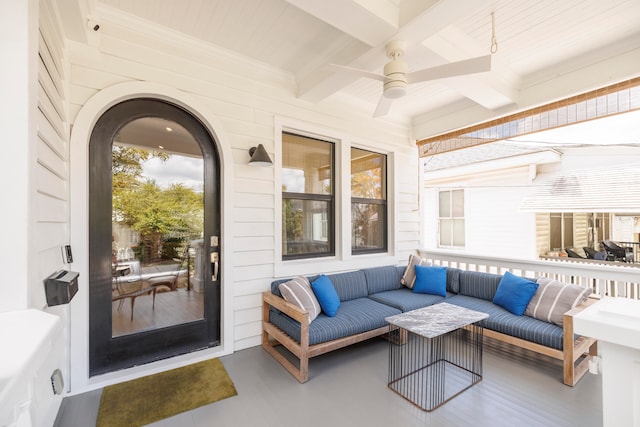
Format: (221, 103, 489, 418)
(112, 145, 169, 193)
(112, 145, 202, 262)
(283, 199, 302, 242)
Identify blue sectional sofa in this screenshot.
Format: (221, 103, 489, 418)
(261, 264, 597, 385)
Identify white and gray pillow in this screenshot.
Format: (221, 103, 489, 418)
(400, 254, 431, 289)
(279, 276, 321, 323)
(524, 277, 592, 326)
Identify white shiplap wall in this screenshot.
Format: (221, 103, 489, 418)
(64, 10, 419, 388)
(22, 0, 70, 424)
(36, 0, 70, 310)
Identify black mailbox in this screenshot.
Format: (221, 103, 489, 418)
(44, 270, 79, 306)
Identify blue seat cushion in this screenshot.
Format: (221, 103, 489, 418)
(368, 288, 448, 312)
(446, 295, 564, 350)
(363, 265, 403, 294)
(269, 298, 401, 345)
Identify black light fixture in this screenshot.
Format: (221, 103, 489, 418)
(248, 144, 273, 167)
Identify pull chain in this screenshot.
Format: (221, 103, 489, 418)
(490, 12, 498, 54)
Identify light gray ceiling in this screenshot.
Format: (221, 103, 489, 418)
(69, 0, 640, 132)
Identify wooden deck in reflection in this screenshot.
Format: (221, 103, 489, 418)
(112, 288, 204, 337)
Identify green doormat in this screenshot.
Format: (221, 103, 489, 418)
(96, 358, 237, 427)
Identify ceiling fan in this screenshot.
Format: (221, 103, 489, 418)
(330, 40, 492, 117)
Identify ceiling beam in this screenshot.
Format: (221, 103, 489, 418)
(55, 0, 91, 43)
(422, 26, 518, 110)
(284, 0, 399, 47)
(295, 0, 493, 103)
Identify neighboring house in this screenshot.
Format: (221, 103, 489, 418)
(423, 143, 640, 260)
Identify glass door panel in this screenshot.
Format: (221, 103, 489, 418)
(110, 118, 204, 337)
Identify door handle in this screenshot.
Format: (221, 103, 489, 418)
(211, 252, 219, 281)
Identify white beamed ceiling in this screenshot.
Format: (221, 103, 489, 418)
(77, 0, 640, 138)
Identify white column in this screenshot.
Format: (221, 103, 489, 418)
(574, 298, 640, 427)
(0, 0, 38, 311)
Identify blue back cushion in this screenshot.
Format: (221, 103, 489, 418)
(363, 266, 403, 294)
(446, 267, 461, 294)
(458, 271, 503, 301)
(270, 278, 288, 297)
(325, 270, 368, 302)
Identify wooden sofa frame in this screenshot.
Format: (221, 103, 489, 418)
(262, 291, 598, 385)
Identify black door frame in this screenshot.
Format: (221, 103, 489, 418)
(88, 98, 221, 376)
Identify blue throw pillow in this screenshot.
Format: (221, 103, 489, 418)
(492, 271, 539, 316)
(412, 265, 447, 297)
(311, 274, 340, 317)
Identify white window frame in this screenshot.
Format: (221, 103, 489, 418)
(438, 189, 465, 248)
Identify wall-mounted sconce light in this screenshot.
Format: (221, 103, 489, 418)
(248, 144, 273, 167)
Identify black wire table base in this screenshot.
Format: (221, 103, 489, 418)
(388, 324, 484, 412)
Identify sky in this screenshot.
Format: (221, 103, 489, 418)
(142, 154, 204, 191)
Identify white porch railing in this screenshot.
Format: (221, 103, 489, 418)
(417, 249, 640, 300)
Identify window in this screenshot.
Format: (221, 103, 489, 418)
(351, 148, 387, 253)
(282, 132, 334, 259)
(550, 213, 573, 250)
(439, 190, 464, 247)
(593, 213, 610, 243)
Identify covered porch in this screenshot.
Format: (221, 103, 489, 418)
(55, 249, 624, 426)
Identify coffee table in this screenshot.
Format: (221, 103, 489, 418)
(385, 302, 489, 411)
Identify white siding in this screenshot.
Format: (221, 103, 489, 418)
(35, 3, 70, 309)
(573, 213, 589, 251)
(536, 213, 550, 256)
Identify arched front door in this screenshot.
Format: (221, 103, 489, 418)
(88, 98, 221, 376)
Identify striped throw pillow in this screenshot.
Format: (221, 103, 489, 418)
(400, 254, 431, 289)
(524, 277, 592, 326)
(279, 276, 321, 323)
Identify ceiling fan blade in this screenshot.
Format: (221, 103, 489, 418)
(328, 63, 389, 82)
(373, 95, 393, 117)
(406, 55, 491, 84)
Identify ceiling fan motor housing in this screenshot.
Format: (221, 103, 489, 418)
(383, 59, 408, 98)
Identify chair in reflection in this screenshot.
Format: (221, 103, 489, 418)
(583, 246, 608, 260)
(565, 248, 585, 259)
(112, 264, 157, 321)
(602, 240, 634, 262)
(146, 272, 180, 292)
(583, 247, 597, 259)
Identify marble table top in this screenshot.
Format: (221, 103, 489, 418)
(385, 302, 489, 339)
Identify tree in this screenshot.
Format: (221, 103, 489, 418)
(112, 145, 202, 262)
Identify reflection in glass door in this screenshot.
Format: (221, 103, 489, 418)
(110, 118, 205, 336)
(89, 98, 221, 376)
